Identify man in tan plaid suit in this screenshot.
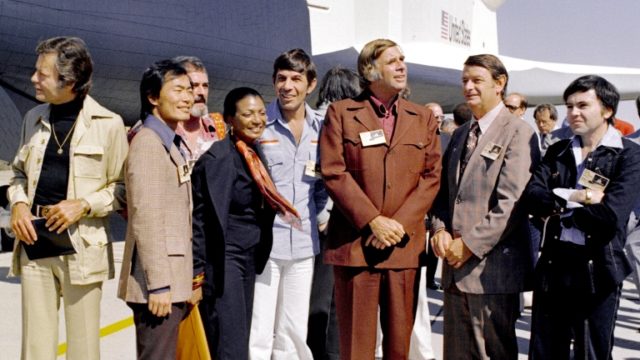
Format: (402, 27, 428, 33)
(430, 54, 539, 359)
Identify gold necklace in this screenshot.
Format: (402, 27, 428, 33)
(51, 119, 78, 155)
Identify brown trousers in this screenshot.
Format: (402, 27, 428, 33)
(333, 267, 418, 360)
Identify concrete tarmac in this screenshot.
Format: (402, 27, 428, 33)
(1, 224, 639, 359)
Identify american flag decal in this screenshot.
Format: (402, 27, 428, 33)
(441, 10, 449, 40)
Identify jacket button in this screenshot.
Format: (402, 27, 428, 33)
(387, 183, 391, 189)
(554, 235, 558, 239)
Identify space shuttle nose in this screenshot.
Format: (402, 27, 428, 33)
(481, 0, 506, 11)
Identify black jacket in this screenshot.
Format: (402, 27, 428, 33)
(523, 135, 640, 291)
(191, 136, 275, 297)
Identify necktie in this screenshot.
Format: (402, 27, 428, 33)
(235, 139, 301, 228)
(541, 133, 548, 151)
(459, 121, 480, 177)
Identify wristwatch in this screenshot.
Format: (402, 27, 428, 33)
(584, 188, 592, 205)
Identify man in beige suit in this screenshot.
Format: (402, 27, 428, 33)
(9, 37, 128, 360)
(118, 59, 195, 359)
(430, 54, 538, 359)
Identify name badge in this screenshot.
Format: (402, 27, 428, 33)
(305, 160, 322, 179)
(480, 142, 503, 160)
(578, 169, 609, 192)
(360, 130, 386, 147)
(178, 164, 192, 184)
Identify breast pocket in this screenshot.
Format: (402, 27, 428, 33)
(74, 145, 104, 179)
(399, 141, 427, 173)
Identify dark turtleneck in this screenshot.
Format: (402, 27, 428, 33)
(32, 96, 84, 211)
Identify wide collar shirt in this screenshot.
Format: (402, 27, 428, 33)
(143, 115, 186, 159)
(257, 100, 330, 260)
(369, 93, 398, 142)
(560, 125, 623, 245)
(474, 101, 505, 139)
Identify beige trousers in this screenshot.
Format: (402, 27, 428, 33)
(20, 251, 102, 360)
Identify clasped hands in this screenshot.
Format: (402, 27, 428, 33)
(430, 229, 473, 269)
(11, 199, 89, 245)
(365, 215, 405, 250)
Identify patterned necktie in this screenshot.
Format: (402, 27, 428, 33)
(540, 133, 548, 151)
(235, 139, 301, 228)
(459, 121, 480, 177)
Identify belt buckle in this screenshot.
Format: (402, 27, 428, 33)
(36, 205, 51, 218)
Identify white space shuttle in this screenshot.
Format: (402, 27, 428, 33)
(1, 0, 639, 161)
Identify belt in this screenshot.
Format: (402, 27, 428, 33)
(33, 204, 52, 218)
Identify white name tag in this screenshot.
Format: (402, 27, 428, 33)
(304, 160, 322, 179)
(480, 142, 503, 160)
(178, 164, 192, 184)
(578, 169, 609, 192)
(360, 129, 386, 147)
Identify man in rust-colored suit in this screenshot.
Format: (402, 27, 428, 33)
(319, 38, 441, 359)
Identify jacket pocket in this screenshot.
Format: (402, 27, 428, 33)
(166, 237, 186, 256)
(74, 145, 104, 179)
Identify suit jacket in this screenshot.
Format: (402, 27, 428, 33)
(431, 107, 539, 294)
(524, 136, 640, 291)
(118, 127, 193, 303)
(319, 94, 441, 269)
(191, 136, 275, 298)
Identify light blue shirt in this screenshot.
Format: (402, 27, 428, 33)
(258, 101, 330, 260)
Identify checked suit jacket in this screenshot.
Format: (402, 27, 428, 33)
(118, 127, 194, 304)
(431, 107, 540, 294)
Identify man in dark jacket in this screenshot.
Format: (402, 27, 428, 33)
(524, 75, 640, 359)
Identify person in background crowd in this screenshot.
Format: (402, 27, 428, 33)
(533, 103, 559, 156)
(249, 49, 329, 360)
(504, 92, 528, 120)
(118, 59, 195, 359)
(452, 102, 473, 128)
(320, 38, 441, 359)
(308, 65, 362, 360)
(8, 36, 128, 360)
(624, 95, 640, 312)
(173, 56, 226, 162)
(524, 75, 640, 359)
(430, 54, 537, 359)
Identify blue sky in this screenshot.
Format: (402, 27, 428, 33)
(497, 0, 640, 68)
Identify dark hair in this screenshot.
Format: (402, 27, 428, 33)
(172, 55, 207, 74)
(223, 87, 264, 119)
(35, 36, 93, 97)
(272, 49, 316, 84)
(452, 102, 473, 126)
(563, 75, 619, 124)
(534, 103, 558, 121)
(316, 66, 362, 107)
(139, 59, 188, 119)
(464, 54, 508, 98)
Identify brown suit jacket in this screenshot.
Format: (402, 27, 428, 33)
(319, 94, 441, 268)
(118, 127, 193, 303)
(431, 107, 539, 294)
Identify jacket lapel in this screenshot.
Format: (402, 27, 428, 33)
(205, 138, 235, 236)
(353, 102, 383, 133)
(389, 100, 418, 149)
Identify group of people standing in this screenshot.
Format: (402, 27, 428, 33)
(7, 35, 640, 360)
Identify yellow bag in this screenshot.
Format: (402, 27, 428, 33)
(176, 306, 212, 360)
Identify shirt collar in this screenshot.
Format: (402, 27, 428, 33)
(266, 101, 321, 132)
(570, 124, 624, 151)
(369, 93, 399, 118)
(143, 114, 180, 152)
(473, 102, 504, 135)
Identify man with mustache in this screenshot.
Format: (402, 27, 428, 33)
(172, 56, 226, 162)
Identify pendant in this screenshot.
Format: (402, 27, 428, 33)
(57, 148, 63, 155)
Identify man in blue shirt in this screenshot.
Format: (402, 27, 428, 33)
(249, 48, 329, 360)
